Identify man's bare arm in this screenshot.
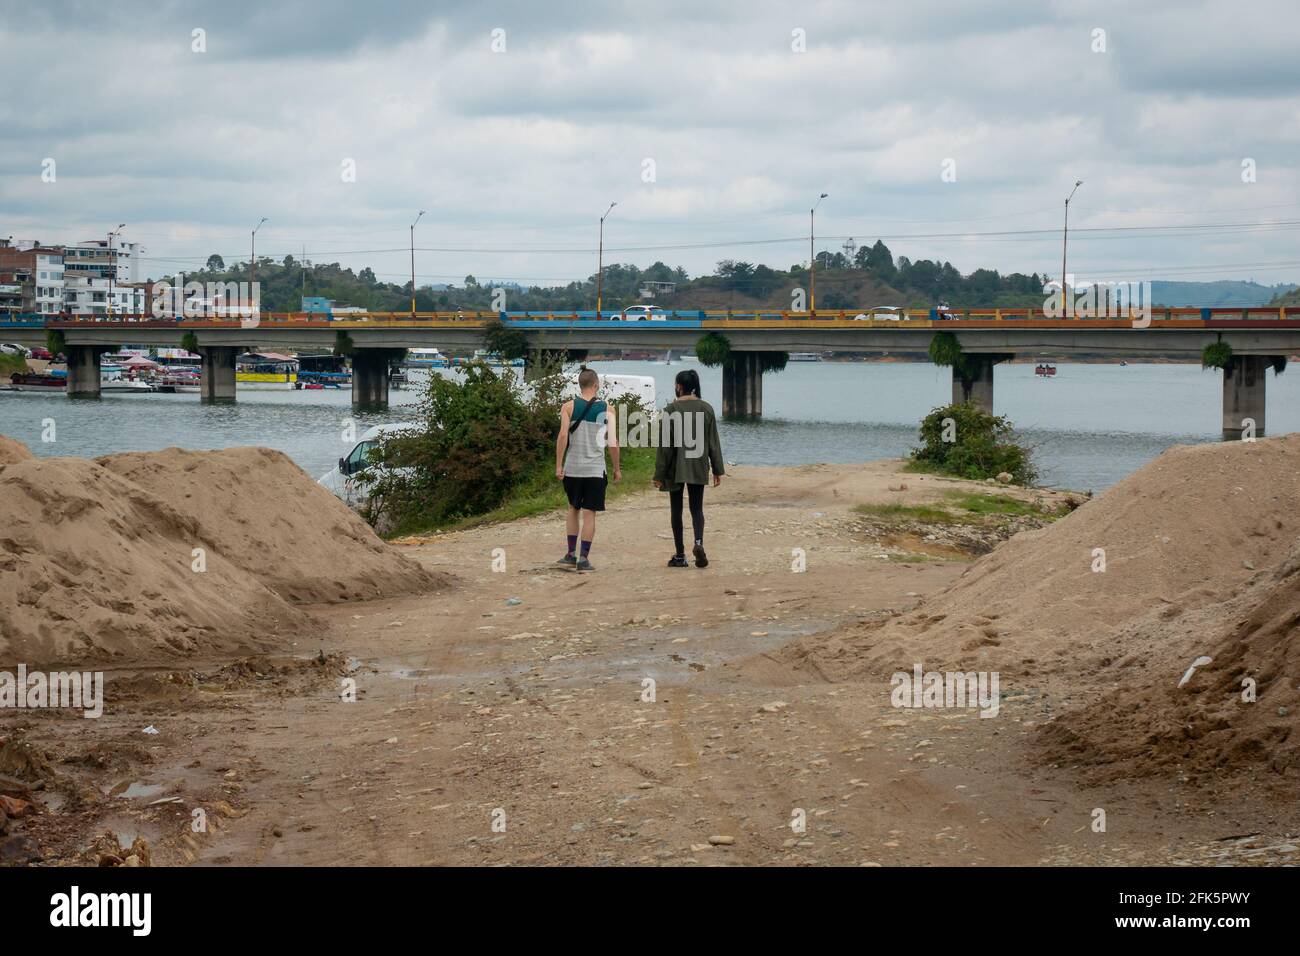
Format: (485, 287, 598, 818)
(606, 405, 621, 480)
(555, 400, 572, 478)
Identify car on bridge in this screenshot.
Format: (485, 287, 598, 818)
(852, 307, 903, 321)
(618, 305, 669, 321)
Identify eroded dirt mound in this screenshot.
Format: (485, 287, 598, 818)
(97, 446, 447, 603)
(0, 450, 300, 666)
(1039, 539, 1300, 778)
(778, 435, 1300, 685)
(0, 435, 34, 466)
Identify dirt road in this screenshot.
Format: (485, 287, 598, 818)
(7, 462, 1295, 866)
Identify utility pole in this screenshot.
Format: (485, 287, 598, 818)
(410, 210, 425, 315)
(107, 223, 124, 318)
(810, 193, 827, 311)
(251, 217, 267, 316)
(1061, 180, 1081, 317)
(596, 202, 616, 317)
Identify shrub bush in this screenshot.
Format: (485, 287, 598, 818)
(695, 332, 731, 368)
(1202, 341, 1233, 371)
(358, 361, 651, 535)
(911, 402, 1037, 485)
(482, 318, 530, 361)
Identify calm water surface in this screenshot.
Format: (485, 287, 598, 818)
(2, 361, 1294, 492)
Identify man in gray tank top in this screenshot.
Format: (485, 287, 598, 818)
(555, 368, 621, 571)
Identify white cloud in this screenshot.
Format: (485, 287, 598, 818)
(1, 0, 1297, 289)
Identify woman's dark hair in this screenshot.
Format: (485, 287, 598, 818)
(675, 368, 701, 397)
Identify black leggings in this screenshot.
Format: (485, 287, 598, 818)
(670, 483, 706, 554)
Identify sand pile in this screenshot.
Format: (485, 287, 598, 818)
(779, 434, 1300, 686)
(97, 447, 441, 603)
(0, 436, 33, 465)
(1, 441, 446, 666)
(0, 452, 297, 665)
(1039, 539, 1300, 777)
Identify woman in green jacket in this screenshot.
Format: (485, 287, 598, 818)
(653, 368, 725, 567)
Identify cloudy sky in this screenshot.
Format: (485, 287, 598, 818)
(3, 0, 1299, 292)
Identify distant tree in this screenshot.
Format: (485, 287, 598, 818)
(206, 254, 225, 271)
(865, 240, 896, 282)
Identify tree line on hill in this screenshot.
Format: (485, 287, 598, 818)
(179, 242, 1273, 315)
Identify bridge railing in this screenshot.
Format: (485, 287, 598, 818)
(4, 306, 1297, 329)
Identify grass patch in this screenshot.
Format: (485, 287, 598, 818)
(886, 553, 934, 564)
(942, 491, 1039, 517)
(854, 490, 1050, 527)
(393, 445, 657, 536)
(853, 502, 959, 524)
(0, 353, 28, 376)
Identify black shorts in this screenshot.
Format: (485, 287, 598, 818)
(563, 475, 607, 512)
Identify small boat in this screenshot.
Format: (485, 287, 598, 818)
(789, 352, 823, 362)
(155, 369, 201, 393)
(1034, 363, 1057, 377)
(237, 353, 299, 389)
(405, 348, 444, 368)
(4, 371, 66, 391)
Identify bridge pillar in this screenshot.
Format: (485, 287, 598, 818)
(952, 355, 996, 413)
(1222, 356, 1269, 440)
(352, 349, 402, 412)
(722, 352, 763, 419)
(66, 345, 109, 398)
(200, 346, 239, 404)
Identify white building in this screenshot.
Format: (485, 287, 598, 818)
(64, 275, 145, 317)
(34, 250, 65, 315)
(63, 238, 140, 315)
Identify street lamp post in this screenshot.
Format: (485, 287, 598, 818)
(1061, 180, 1082, 317)
(810, 193, 828, 311)
(107, 223, 124, 318)
(410, 210, 425, 315)
(596, 202, 616, 317)
(251, 218, 267, 314)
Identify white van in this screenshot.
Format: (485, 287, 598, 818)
(317, 423, 418, 508)
(564, 372, 656, 409)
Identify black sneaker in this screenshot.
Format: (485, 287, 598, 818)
(692, 544, 709, 568)
(557, 553, 577, 567)
(575, 557, 594, 572)
(667, 554, 688, 567)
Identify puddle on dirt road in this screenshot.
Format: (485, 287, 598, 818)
(375, 618, 837, 692)
(90, 815, 166, 851)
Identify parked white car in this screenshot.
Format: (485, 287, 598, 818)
(852, 307, 903, 321)
(619, 305, 669, 321)
(1, 343, 32, 356)
(317, 423, 419, 509)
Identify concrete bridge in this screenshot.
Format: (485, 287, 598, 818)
(6, 307, 1300, 439)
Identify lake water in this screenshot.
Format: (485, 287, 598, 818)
(2, 361, 1294, 492)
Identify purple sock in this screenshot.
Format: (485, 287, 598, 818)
(567, 535, 577, 556)
(580, 539, 592, 557)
